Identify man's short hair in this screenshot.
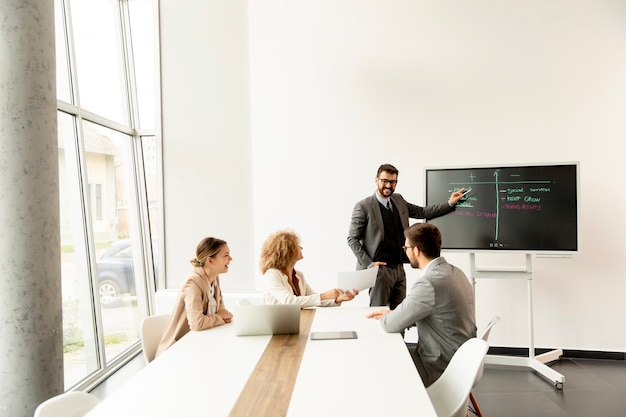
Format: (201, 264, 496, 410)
(377, 163, 399, 177)
(404, 223, 442, 258)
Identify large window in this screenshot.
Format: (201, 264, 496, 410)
(55, 0, 160, 390)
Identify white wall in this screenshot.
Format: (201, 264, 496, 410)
(161, 0, 626, 352)
(160, 0, 255, 291)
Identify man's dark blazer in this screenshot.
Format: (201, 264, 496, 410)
(347, 193, 454, 270)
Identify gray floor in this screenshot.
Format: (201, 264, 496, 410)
(92, 355, 626, 416)
(474, 358, 626, 417)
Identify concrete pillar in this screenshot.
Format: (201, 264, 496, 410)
(0, 0, 63, 416)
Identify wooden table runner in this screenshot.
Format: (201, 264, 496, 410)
(228, 308, 316, 417)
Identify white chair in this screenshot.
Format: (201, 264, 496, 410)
(141, 314, 170, 363)
(469, 316, 501, 417)
(426, 338, 489, 417)
(34, 391, 100, 417)
(479, 315, 501, 342)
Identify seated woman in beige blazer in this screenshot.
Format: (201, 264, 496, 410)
(260, 230, 358, 308)
(155, 237, 234, 357)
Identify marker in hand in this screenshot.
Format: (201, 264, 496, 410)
(461, 187, 472, 197)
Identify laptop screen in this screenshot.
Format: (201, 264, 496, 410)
(233, 304, 301, 336)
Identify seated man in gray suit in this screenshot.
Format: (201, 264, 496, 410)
(366, 222, 476, 387)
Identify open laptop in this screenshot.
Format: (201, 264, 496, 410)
(233, 304, 301, 336)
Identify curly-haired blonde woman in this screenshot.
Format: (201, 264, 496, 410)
(260, 230, 358, 308)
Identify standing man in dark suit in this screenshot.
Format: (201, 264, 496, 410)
(347, 164, 464, 309)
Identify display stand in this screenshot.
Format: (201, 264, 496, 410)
(470, 253, 564, 389)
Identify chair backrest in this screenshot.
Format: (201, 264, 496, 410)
(479, 315, 501, 341)
(141, 314, 171, 363)
(34, 391, 100, 417)
(426, 338, 489, 417)
(474, 315, 500, 386)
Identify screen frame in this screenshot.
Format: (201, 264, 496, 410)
(424, 162, 581, 255)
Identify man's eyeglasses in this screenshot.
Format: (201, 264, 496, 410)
(402, 245, 415, 251)
(378, 178, 397, 186)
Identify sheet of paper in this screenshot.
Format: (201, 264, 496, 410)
(337, 266, 379, 292)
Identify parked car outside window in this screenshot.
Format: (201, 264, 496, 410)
(96, 239, 158, 307)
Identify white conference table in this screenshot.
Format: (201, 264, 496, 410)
(287, 307, 436, 416)
(85, 306, 436, 417)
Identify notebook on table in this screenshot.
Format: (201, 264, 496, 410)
(233, 303, 301, 336)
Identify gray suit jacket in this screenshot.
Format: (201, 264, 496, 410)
(347, 193, 454, 270)
(380, 257, 477, 386)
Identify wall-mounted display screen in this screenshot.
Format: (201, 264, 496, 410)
(425, 164, 579, 253)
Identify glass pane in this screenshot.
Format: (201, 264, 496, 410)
(54, 0, 72, 103)
(58, 112, 99, 389)
(142, 136, 160, 283)
(82, 121, 142, 363)
(70, 0, 129, 124)
(129, 0, 157, 130)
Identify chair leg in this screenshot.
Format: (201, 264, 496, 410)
(469, 391, 483, 417)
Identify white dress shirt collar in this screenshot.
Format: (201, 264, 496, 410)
(420, 257, 441, 277)
(375, 193, 391, 207)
